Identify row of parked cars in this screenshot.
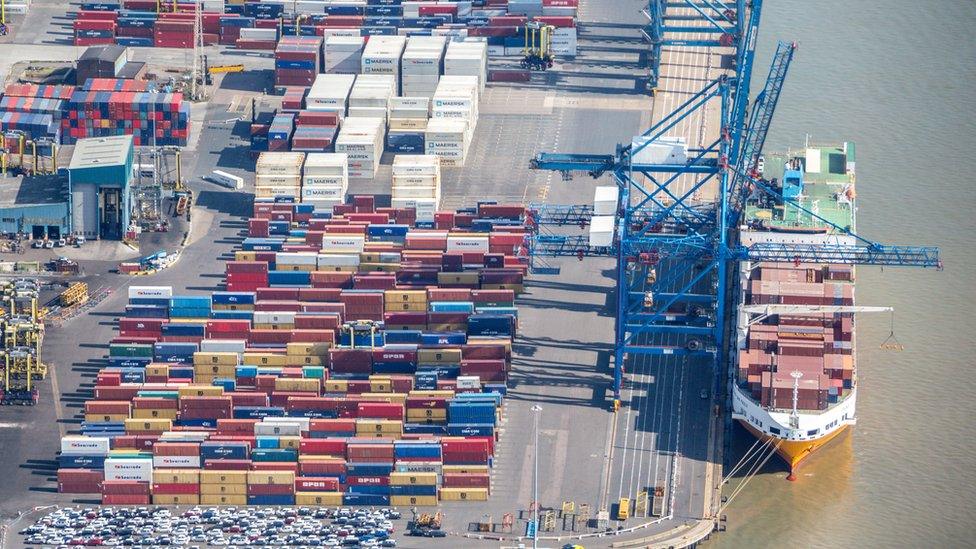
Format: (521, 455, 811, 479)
(21, 506, 407, 547)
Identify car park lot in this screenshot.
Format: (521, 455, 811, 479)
(19, 506, 418, 548)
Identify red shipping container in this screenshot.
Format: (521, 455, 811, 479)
(251, 462, 298, 472)
(356, 402, 403, 420)
(299, 438, 347, 455)
(152, 483, 200, 495)
(347, 475, 390, 486)
(309, 419, 356, 433)
(442, 473, 491, 489)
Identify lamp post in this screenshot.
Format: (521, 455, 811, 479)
(531, 404, 542, 548)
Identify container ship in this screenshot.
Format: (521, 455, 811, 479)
(732, 141, 858, 479)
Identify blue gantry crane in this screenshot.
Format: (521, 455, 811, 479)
(643, 0, 746, 89)
(527, 1, 940, 409)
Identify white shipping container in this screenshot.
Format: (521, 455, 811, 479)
(303, 174, 347, 187)
(276, 252, 318, 265)
(252, 311, 297, 324)
(456, 375, 482, 389)
(447, 236, 489, 253)
(61, 436, 111, 455)
(253, 422, 302, 436)
(239, 27, 278, 41)
(254, 186, 301, 198)
(392, 154, 441, 176)
(255, 174, 303, 187)
(128, 286, 173, 299)
(594, 186, 619, 215)
(321, 235, 366, 253)
(306, 74, 356, 113)
(199, 339, 248, 353)
(303, 153, 349, 176)
(256, 152, 306, 176)
(210, 170, 244, 190)
(104, 458, 153, 482)
(302, 185, 345, 200)
(263, 416, 311, 430)
(589, 216, 616, 247)
(152, 455, 201, 468)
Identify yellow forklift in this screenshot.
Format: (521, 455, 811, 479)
(521, 21, 555, 71)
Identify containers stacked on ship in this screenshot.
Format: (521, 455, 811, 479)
(391, 155, 440, 223)
(254, 152, 304, 200)
(334, 117, 385, 180)
(275, 36, 322, 88)
(301, 153, 348, 210)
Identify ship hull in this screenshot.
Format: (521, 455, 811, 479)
(737, 419, 850, 479)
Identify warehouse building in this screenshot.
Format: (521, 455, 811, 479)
(0, 175, 70, 239)
(68, 135, 133, 240)
(76, 45, 146, 83)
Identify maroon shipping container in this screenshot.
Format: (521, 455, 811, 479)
(329, 349, 372, 373)
(300, 459, 347, 476)
(296, 110, 340, 126)
(347, 475, 390, 486)
(295, 477, 341, 491)
(247, 484, 294, 495)
(356, 402, 403, 420)
(58, 469, 104, 493)
(152, 483, 200, 495)
(309, 419, 356, 433)
(204, 459, 252, 470)
(442, 472, 491, 489)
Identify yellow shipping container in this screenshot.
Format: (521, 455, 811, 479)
(438, 488, 489, 501)
(277, 264, 316, 272)
(201, 494, 248, 505)
(418, 349, 462, 364)
(356, 420, 403, 434)
(153, 469, 201, 484)
(193, 364, 236, 376)
(437, 272, 479, 285)
(360, 392, 406, 404)
(194, 374, 216, 385)
(428, 323, 467, 332)
(200, 483, 247, 495)
(384, 302, 427, 312)
(145, 364, 170, 376)
(153, 494, 200, 505)
(467, 337, 513, 356)
(243, 353, 289, 366)
(247, 471, 295, 485)
(279, 436, 301, 450)
(200, 470, 248, 484)
(85, 413, 129, 422)
(177, 385, 224, 397)
(316, 265, 357, 273)
(408, 390, 455, 399)
(358, 263, 400, 273)
(390, 472, 438, 486)
(252, 323, 296, 330)
(324, 380, 348, 393)
(369, 379, 393, 393)
(442, 465, 490, 475)
(295, 492, 344, 506)
(131, 408, 179, 420)
(124, 418, 172, 432)
(275, 378, 321, 392)
(385, 290, 428, 303)
(193, 352, 239, 365)
(286, 342, 331, 356)
(285, 355, 327, 366)
(406, 409, 448, 421)
(391, 495, 438, 507)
